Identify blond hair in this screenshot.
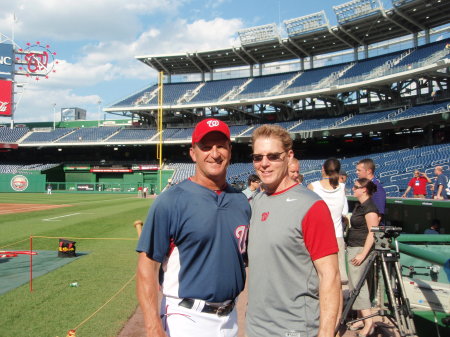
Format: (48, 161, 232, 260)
(251, 124, 293, 151)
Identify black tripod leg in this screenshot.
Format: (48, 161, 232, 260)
(337, 252, 377, 334)
(380, 253, 417, 336)
(392, 258, 417, 336)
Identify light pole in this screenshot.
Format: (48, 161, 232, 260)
(53, 103, 56, 130)
(97, 100, 102, 127)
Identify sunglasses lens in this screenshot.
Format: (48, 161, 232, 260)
(252, 152, 284, 162)
(266, 154, 281, 161)
(252, 155, 263, 162)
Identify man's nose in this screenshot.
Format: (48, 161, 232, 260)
(210, 145, 220, 158)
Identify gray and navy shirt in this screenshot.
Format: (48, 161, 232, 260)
(136, 179, 251, 303)
(247, 183, 338, 337)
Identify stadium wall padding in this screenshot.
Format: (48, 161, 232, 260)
(0, 173, 46, 192)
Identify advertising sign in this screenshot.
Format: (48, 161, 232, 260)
(77, 184, 94, 191)
(90, 168, 132, 173)
(10, 175, 29, 191)
(0, 43, 13, 79)
(0, 80, 12, 116)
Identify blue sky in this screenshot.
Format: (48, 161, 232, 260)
(0, 0, 394, 122)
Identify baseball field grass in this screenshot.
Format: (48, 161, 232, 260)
(0, 192, 153, 337)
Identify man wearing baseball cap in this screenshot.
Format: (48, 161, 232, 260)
(137, 118, 250, 337)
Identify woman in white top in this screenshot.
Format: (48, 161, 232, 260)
(307, 158, 349, 285)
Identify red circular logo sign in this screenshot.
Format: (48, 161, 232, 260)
(10, 175, 29, 192)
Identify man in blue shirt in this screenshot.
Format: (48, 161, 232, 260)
(356, 158, 386, 223)
(432, 166, 449, 200)
(136, 119, 251, 337)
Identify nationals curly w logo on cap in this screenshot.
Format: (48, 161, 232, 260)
(191, 118, 230, 145)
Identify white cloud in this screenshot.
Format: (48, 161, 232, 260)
(14, 85, 101, 122)
(0, 0, 185, 42)
(6, 2, 245, 122)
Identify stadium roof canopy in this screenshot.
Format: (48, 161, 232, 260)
(136, 0, 450, 75)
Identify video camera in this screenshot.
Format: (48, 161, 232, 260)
(371, 226, 402, 236)
(371, 226, 402, 250)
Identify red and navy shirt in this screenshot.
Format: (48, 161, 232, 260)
(136, 179, 251, 302)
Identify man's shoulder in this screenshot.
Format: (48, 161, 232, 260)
(282, 184, 322, 205)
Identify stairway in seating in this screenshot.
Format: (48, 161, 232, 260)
(177, 82, 206, 104)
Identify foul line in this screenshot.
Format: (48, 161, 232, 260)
(73, 273, 136, 332)
(42, 213, 82, 221)
(0, 238, 30, 250)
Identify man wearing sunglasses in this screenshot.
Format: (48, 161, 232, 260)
(246, 124, 341, 337)
(136, 118, 250, 337)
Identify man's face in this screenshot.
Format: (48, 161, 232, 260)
(356, 163, 369, 179)
(434, 167, 441, 175)
(414, 171, 420, 177)
(252, 137, 292, 193)
(190, 132, 231, 180)
(288, 162, 300, 183)
(249, 180, 260, 191)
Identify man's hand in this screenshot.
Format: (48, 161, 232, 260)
(136, 253, 167, 337)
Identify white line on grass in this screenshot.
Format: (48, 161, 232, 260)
(42, 213, 82, 221)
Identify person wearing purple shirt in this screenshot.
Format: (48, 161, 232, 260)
(356, 159, 386, 223)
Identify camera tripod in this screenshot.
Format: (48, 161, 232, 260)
(337, 227, 417, 337)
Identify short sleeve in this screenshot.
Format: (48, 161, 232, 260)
(136, 192, 176, 262)
(302, 200, 338, 261)
(408, 178, 414, 187)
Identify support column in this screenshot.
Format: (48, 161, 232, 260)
(413, 32, 418, 48)
(353, 47, 358, 61)
(425, 29, 430, 44)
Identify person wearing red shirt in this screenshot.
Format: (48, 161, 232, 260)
(402, 170, 431, 198)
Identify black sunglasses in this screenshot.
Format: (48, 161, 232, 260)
(251, 152, 286, 162)
(352, 185, 365, 189)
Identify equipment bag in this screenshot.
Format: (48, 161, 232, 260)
(58, 239, 77, 258)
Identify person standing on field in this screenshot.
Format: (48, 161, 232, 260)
(246, 124, 341, 337)
(136, 118, 250, 337)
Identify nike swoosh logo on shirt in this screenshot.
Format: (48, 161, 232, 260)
(286, 198, 297, 202)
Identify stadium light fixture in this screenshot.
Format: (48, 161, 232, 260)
(333, 0, 382, 24)
(238, 23, 281, 47)
(284, 11, 330, 38)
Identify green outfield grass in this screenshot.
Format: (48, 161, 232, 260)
(0, 193, 153, 337)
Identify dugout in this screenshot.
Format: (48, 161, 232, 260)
(348, 197, 450, 234)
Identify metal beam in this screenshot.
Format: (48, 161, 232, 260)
(240, 47, 260, 64)
(150, 58, 170, 75)
(392, 7, 425, 31)
(381, 10, 414, 35)
(328, 27, 354, 48)
(281, 41, 303, 59)
(186, 53, 204, 74)
(286, 38, 310, 57)
(339, 26, 364, 46)
(195, 53, 212, 72)
(232, 47, 252, 66)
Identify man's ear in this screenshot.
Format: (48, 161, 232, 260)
(189, 146, 196, 162)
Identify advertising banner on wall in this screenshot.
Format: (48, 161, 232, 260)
(0, 80, 13, 116)
(0, 43, 14, 79)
